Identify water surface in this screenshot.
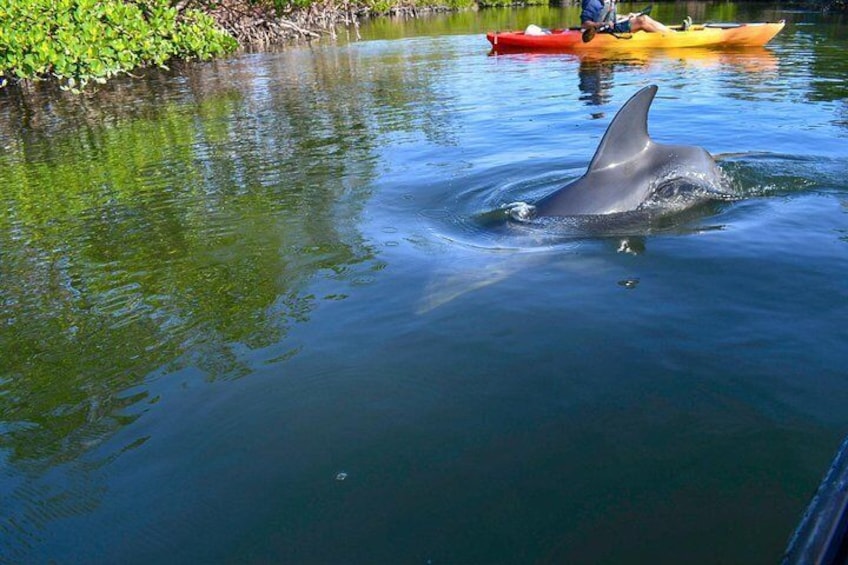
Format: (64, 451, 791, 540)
(1, 3, 848, 563)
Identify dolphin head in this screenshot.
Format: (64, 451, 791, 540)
(533, 85, 726, 217)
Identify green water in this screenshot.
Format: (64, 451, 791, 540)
(2, 4, 848, 563)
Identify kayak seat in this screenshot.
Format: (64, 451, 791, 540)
(525, 24, 551, 36)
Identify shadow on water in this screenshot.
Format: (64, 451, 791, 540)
(413, 186, 735, 315)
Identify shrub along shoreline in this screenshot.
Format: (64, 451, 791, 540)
(0, 0, 844, 90)
(0, 0, 237, 90)
(0, 0, 507, 90)
(0, 0, 544, 90)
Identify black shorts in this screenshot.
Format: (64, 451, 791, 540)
(612, 19, 632, 33)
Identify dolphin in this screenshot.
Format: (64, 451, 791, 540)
(531, 85, 726, 217)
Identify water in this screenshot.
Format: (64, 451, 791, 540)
(1, 4, 847, 563)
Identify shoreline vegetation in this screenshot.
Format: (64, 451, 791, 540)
(0, 0, 844, 91)
(207, 0, 543, 46)
(0, 0, 542, 91)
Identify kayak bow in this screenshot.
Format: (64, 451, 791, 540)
(487, 21, 785, 52)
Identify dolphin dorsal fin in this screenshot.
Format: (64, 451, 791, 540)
(587, 85, 657, 172)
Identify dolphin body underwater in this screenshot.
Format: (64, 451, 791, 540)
(525, 85, 728, 219)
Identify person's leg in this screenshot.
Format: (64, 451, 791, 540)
(630, 15, 675, 33)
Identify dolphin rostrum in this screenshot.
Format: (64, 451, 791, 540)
(531, 85, 726, 217)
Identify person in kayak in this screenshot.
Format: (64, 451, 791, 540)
(581, 0, 675, 40)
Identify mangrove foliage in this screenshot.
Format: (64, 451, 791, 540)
(0, 0, 237, 90)
(0, 0, 551, 89)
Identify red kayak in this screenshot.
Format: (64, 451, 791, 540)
(487, 21, 785, 53)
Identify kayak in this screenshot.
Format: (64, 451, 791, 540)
(783, 435, 848, 563)
(487, 21, 785, 53)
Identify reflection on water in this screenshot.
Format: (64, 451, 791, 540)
(487, 46, 782, 119)
(556, 48, 780, 114)
(0, 49, 401, 549)
(1, 4, 848, 563)
(578, 57, 616, 110)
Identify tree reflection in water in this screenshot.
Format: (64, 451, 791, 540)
(0, 44, 451, 544)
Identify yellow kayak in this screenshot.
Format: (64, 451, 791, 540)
(487, 21, 786, 53)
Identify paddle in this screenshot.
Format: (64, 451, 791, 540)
(582, 4, 653, 43)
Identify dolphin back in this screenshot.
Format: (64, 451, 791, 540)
(531, 84, 724, 218)
(587, 85, 657, 171)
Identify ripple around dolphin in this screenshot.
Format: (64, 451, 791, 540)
(415, 173, 738, 251)
(423, 144, 848, 249)
(430, 159, 736, 244)
(395, 146, 842, 254)
(717, 152, 848, 198)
